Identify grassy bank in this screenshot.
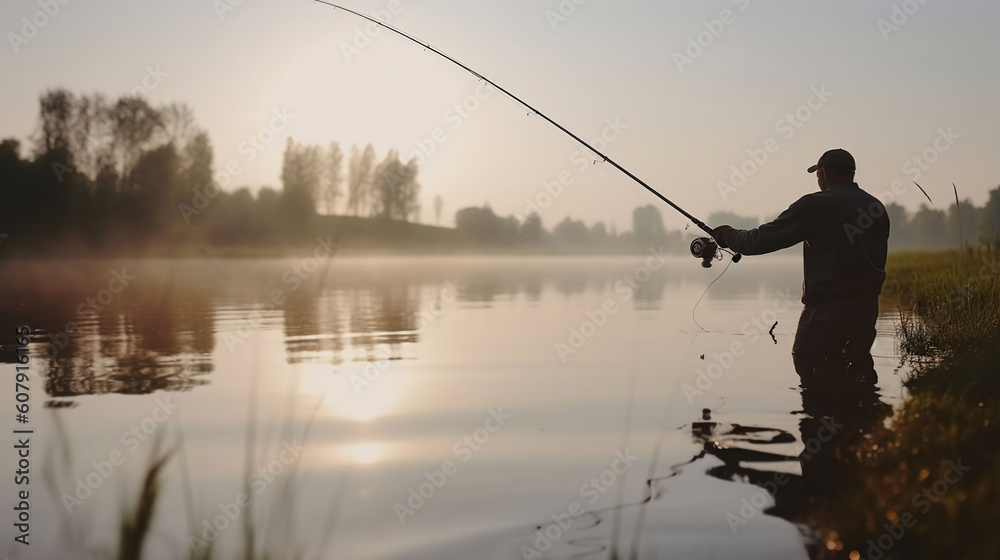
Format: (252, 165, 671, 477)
(882, 246, 1000, 355)
(809, 247, 1000, 559)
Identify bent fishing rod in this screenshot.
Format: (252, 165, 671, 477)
(315, 0, 741, 267)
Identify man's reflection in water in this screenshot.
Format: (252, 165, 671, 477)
(792, 300, 893, 501)
(685, 317, 892, 550)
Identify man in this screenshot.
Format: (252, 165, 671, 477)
(711, 149, 890, 383)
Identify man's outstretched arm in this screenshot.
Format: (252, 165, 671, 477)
(712, 197, 814, 256)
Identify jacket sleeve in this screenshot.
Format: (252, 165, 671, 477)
(722, 196, 814, 255)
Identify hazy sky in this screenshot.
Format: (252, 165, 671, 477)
(4, 0, 999, 231)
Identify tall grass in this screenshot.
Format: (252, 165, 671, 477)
(117, 449, 172, 560)
(803, 244, 1000, 559)
(883, 244, 1000, 357)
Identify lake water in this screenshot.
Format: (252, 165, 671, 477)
(0, 256, 907, 559)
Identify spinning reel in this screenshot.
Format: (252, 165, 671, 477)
(690, 237, 742, 268)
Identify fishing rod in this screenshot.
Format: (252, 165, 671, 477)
(315, 0, 741, 267)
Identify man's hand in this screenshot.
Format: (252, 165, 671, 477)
(711, 225, 735, 249)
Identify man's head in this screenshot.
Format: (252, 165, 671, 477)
(808, 148, 856, 191)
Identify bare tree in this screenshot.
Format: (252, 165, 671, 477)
(35, 88, 75, 154)
(321, 141, 344, 215)
(280, 137, 322, 223)
(371, 150, 421, 221)
(181, 131, 213, 198)
(160, 103, 196, 149)
(109, 95, 164, 189)
(68, 93, 113, 180)
(347, 143, 375, 216)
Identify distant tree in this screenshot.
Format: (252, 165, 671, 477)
(160, 103, 196, 149)
(911, 205, 947, 248)
(0, 139, 27, 234)
(946, 197, 979, 250)
(978, 186, 1000, 242)
(127, 143, 180, 229)
(433, 194, 444, 226)
(632, 204, 667, 246)
(108, 96, 164, 188)
(320, 141, 344, 215)
(403, 158, 421, 222)
(590, 222, 609, 246)
(210, 187, 256, 243)
(455, 205, 518, 244)
(554, 217, 589, 245)
(884, 203, 911, 248)
(347, 144, 376, 216)
(371, 150, 420, 221)
(35, 88, 75, 154)
(520, 212, 543, 244)
(180, 131, 213, 196)
(280, 138, 321, 229)
(68, 93, 113, 180)
(255, 186, 282, 234)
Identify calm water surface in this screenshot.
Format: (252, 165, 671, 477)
(0, 256, 907, 559)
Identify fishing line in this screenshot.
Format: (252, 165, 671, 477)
(691, 255, 735, 332)
(313, 0, 741, 263)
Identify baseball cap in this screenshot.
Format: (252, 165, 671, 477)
(807, 148, 856, 173)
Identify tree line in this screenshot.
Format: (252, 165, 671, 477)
(2, 89, 998, 255)
(447, 193, 1000, 254)
(880, 197, 1000, 250)
(0, 89, 423, 253)
(451, 204, 690, 253)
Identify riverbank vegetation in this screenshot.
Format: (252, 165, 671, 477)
(807, 246, 1000, 559)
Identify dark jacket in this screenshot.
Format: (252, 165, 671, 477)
(718, 183, 889, 306)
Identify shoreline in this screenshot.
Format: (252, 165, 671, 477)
(803, 247, 1000, 559)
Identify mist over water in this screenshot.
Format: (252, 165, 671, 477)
(0, 255, 906, 559)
